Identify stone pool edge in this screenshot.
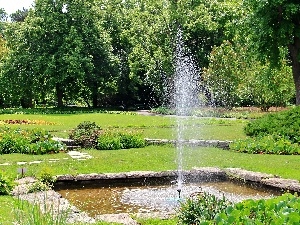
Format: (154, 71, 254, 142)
(13, 167, 300, 224)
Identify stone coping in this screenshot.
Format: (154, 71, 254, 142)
(54, 167, 300, 193)
(13, 168, 300, 224)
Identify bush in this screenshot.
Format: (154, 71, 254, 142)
(27, 181, 51, 193)
(0, 172, 14, 195)
(178, 193, 300, 225)
(230, 136, 300, 155)
(244, 107, 300, 143)
(0, 128, 65, 155)
(215, 193, 300, 225)
(29, 140, 65, 155)
(97, 131, 146, 150)
(0, 135, 29, 154)
(69, 121, 102, 148)
(37, 167, 56, 186)
(178, 192, 232, 224)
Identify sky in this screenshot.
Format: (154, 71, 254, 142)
(0, 0, 34, 15)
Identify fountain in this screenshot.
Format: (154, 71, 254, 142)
(172, 28, 201, 197)
(52, 29, 287, 221)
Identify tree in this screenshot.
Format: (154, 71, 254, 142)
(1, 0, 117, 107)
(203, 41, 295, 110)
(10, 8, 29, 22)
(244, 0, 300, 104)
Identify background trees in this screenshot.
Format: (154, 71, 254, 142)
(1, 0, 117, 107)
(0, 0, 296, 109)
(244, 0, 300, 104)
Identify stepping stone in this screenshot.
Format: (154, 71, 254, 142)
(29, 161, 43, 164)
(67, 150, 93, 159)
(49, 159, 60, 163)
(17, 162, 27, 165)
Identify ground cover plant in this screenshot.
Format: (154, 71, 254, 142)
(230, 106, 300, 155)
(0, 127, 65, 155)
(178, 193, 300, 224)
(244, 106, 300, 143)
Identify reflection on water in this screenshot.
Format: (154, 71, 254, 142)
(57, 181, 278, 217)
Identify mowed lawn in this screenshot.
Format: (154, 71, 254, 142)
(0, 112, 298, 180)
(0, 113, 247, 140)
(0, 111, 299, 225)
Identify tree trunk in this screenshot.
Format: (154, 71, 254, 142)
(20, 97, 33, 108)
(289, 37, 300, 105)
(92, 83, 98, 108)
(56, 83, 64, 107)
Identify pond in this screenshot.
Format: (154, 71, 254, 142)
(55, 179, 279, 217)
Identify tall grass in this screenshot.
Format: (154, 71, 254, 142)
(13, 197, 69, 225)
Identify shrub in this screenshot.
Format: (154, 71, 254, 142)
(0, 134, 29, 154)
(215, 193, 300, 225)
(37, 167, 56, 186)
(151, 106, 175, 115)
(178, 192, 232, 224)
(29, 140, 65, 155)
(69, 121, 102, 148)
(178, 193, 300, 225)
(230, 136, 300, 155)
(0, 172, 14, 195)
(244, 107, 300, 143)
(97, 131, 146, 150)
(0, 128, 65, 155)
(97, 133, 122, 150)
(119, 132, 146, 149)
(27, 181, 51, 193)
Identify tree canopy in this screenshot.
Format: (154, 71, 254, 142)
(0, 0, 297, 109)
(244, 0, 300, 104)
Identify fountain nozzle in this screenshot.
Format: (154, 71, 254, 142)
(177, 188, 182, 199)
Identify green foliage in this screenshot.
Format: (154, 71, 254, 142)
(178, 192, 232, 225)
(14, 198, 69, 225)
(27, 180, 51, 193)
(0, 127, 65, 155)
(97, 131, 146, 150)
(244, 107, 300, 143)
(0, 107, 138, 115)
(231, 136, 300, 155)
(136, 218, 178, 225)
(1, 0, 117, 108)
(151, 106, 175, 115)
(243, 0, 300, 104)
(203, 40, 294, 109)
(178, 193, 300, 225)
(0, 172, 14, 195)
(37, 167, 56, 186)
(69, 121, 102, 148)
(215, 193, 300, 225)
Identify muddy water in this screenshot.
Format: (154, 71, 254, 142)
(56, 181, 279, 217)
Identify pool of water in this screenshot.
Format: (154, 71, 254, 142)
(56, 181, 279, 217)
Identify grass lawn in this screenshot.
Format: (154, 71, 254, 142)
(0, 110, 299, 224)
(1, 146, 299, 180)
(0, 113, 247, 140)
